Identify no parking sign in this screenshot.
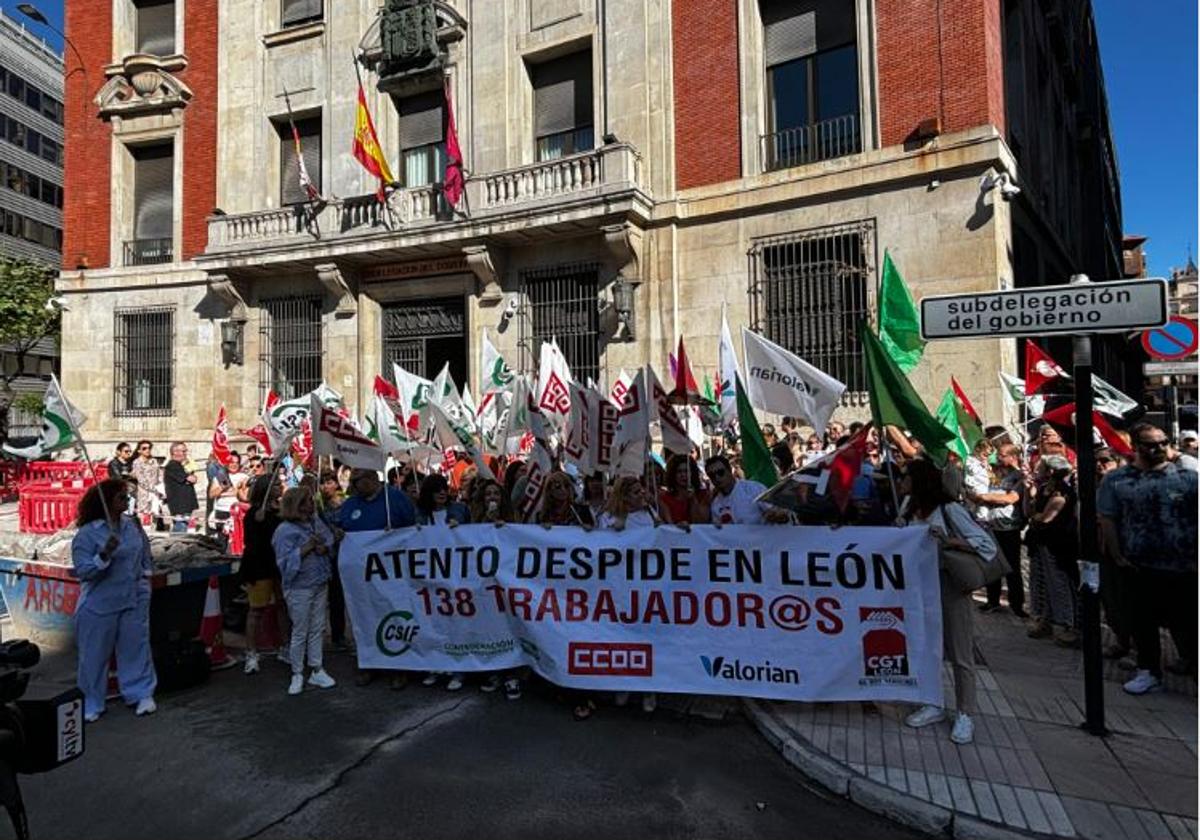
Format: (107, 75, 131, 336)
(1141, 317, 1199, 361)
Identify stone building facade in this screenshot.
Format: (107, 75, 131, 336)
(57, 0, 1125, 453)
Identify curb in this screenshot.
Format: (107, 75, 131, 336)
(742, 699, 1061, 840)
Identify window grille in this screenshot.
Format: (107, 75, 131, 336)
(259, 297, 323, 401)
(277, 115, 322, 206)
(531, 50, 594, 162)
(135, 0, 176, 56)
(748, 220, 875, 404)
(114, 307, 174, 416)
(518, 263, 601, 387)
(381, 299, 465, 382)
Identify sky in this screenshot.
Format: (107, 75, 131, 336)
(7, 1, 1197, 278)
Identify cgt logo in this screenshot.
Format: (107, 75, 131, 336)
(567, 642, 653, 677)
(860, 607, 909, 677)
(376, 610, 420, 657)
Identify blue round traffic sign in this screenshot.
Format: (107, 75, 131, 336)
(1142, 317, 1199, 361)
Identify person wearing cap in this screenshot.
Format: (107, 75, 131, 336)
(1175, 431, 1198, 471)
(1098, 423, 1198, 694)
(336, 468, 417, 689)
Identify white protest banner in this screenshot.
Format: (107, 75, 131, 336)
(311, 394, 386, 470)
(612, 368, 648, 477)
(646, 365, 691, 455)
(340, 524, 943, 704)
(536, 339, 573, 425)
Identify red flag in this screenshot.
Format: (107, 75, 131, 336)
(813, 424, 872, 512)
(373, 375, 399, 400)
(240, 423, 272, 456)
(442, 77, 464, 208)
(211, 405, 232, 466)
(291, 418, 314, 468)
(668, 337, 712, 406)
(1041, 403, 1133, 458)
(1025, 341, 1070, 396)
(950, 377, 981, 426)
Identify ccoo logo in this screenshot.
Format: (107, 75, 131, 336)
(376, 610, 420, 657)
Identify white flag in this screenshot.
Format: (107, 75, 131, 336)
(393, 363, 433, 439)
(719, 305, 739, 426)
(564, 382, 594, 474)
(2, 375, 87, 459)
(999, 371, 1045, 420)
(366, 394, 414, 457)
(429, 363, 475, 434)
(535, 339, 573, 426)
(741, 328, 845, 439)
(461, 383, 477, 420)
(646, 365, 691, 455)
(613, 369, 649, 477)
(591, 387, 619, 473)
(609, 368, 634, 408)
(478, 388, 511, 457)
(480, 329, 515, 393)
(1093, 375, 1139, 419)
(310, 395, 385, 470)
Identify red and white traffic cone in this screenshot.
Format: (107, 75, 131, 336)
(199, 575, 237, 670)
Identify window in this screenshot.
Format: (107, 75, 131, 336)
(23, 86, 40, 113)
(531, 50, 593, 161)
(760, 0, 860, 170)
(397, 90, 445, 188)
(281, 0, 323, 27)
(748, 220, 874, 402)
(260, 297, 323, 401)
(128, 142, 174, 265)
(277, 115, 321, 205)
(518, 263, 601, 386)
(6, 72, 23, 101)
(114, 307, 174, 415)
(135, 0, 176, 56)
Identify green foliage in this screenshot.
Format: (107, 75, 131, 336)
(11, 392, 44, 415)
(0, 257, 59, 351)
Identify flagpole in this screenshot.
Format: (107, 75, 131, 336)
(51, 374, 114, 526)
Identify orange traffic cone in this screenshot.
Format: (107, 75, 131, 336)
(200, 575, 237, 670)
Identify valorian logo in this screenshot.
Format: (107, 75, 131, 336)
(567, 642, 653, 677)
(376, 610, 420, 657)
(700, 655, 799, 685)
(860, 607, 908, 677)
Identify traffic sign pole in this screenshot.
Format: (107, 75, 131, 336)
(1070, 274, 1106, 737)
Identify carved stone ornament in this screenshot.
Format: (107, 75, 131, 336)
(208, 274, 248, 322)
(97, 54, 193, 119)
(358, 0, 466, 86)
(463, 244, 505, 305)
(601, 222, 642, 280)
(315, 263, 358, 318)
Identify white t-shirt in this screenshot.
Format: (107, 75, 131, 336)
(213, 472, 248, 515)
(963, 457, 992, 524)
(711, 479, 771, 525)
(598, 509, 656, 530)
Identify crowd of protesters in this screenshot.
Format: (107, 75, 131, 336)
(71, 415, 1197, 742)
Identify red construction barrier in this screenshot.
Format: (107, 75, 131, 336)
(18, 461, 107, 484)
(228, 502, 249, 556)
(18, 480, 92, 534)
(0, 461, 19, 498)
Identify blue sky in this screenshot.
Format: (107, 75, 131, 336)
(9, 1, 1197, 277)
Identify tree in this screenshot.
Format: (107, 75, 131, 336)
(0, 258, 60, 442)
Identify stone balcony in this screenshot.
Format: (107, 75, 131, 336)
(201, 142, 649, 266)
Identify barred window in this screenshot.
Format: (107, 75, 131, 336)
(114, 307, 174, 416)
(748, 220, 874, 403)
(260, 297, 323, 401)
(519, 263, 601, 386)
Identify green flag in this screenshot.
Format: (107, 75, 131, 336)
(735, 373, 778, 487)
(936, 389, 971, 461)
(862, 326, 955, 465)
(878, 250, 925, 373)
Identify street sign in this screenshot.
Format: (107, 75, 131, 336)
(1140, 316, 1198, 361)
(920, 278, 1169, 340)
(1143, 360, 1198, 377)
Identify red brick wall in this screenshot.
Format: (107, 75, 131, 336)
(62, 0, 113, 270)
(876, 0, 1005, 147)
(179, 0, 218, 260)
(672, 0, 742, 190)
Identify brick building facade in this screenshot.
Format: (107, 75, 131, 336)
(56, 0, 1126, 452)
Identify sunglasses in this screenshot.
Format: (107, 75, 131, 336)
(1137, 440, 1168, 450)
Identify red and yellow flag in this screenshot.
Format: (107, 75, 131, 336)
(353, 82, 395, 200)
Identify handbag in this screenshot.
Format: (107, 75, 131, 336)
(936, 504, 1011, 593)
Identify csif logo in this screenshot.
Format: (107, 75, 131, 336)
(699, 655, 799, 685)
(376, 610, 420, 656)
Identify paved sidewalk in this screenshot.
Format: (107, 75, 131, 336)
(746, 607, 1198, 840)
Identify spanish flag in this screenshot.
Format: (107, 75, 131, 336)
(353, 81, 395, 200)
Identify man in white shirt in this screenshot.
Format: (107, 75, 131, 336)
(962, 439, 994, 526)
(704, 455, 789, 524)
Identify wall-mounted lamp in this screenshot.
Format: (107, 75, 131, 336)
(220, 319, 245, 366)
(604, 276, 637, 342)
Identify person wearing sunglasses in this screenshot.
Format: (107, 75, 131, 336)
(704, 454, 788, 525)
(1098, 423, 1198, 694)
(129, 440, 161, 526)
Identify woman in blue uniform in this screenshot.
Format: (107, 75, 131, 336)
(71, 479, 158, 722)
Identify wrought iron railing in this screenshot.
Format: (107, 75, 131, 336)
(123, 237, 173, 266)
(760, 114, 862, 172)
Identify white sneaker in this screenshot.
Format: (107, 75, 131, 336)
(905, 704, 947, 729)
(614, 692, 630, 707)
(1123, 669, 1163, 695)
(421, 673, 440, 687)
(950, 712, 975, 744)
(135, 697, 157, 717)
(641, 693, 657, 714)
(446, 674, 464, 692)
(243, 652, 260, 675)
(85, 710, 104, 723)
(480, 674, 502, 693)
(307, 669, 336, 689)
(288, 674, 304, 695)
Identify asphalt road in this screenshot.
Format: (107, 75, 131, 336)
(15, 652, 922, 840)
